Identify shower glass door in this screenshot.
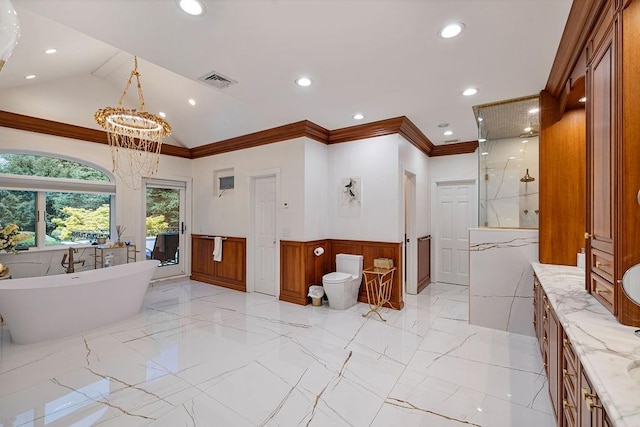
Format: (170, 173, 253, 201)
(144, 179, 186, 279)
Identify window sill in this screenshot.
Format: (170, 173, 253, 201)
(12, 244, 97, 254)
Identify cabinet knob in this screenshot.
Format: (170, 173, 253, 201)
(595, 261, 602, 268)
(585, 232, 592, 239)
(563, 368, 574, 378)
(563, 399, 574, 409)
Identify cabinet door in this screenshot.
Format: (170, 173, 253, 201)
(548, 305, 563, 423)
(579, 369, 606, 427)
(588, 27, 615, 256)
(191, 236, 215, 276)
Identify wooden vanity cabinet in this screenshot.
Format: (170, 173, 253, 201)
(548, 302, 563, 424)
(533, 274, 610, 427)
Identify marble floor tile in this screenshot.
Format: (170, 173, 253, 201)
(0, 280, 553, 426)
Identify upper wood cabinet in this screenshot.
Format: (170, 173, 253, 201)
(582, 0, 640, 326)
(586, 11, 617, 314)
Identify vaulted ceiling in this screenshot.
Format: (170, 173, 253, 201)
(0, 0, 572, 150)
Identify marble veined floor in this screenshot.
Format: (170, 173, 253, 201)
(0, 280, 554, 426)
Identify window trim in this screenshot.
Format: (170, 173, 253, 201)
(0, 151, 116, 251)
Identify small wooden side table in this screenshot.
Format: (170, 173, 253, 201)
(362, 266, 396, 321)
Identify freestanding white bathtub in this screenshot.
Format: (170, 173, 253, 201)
(0, 260, 160, 344)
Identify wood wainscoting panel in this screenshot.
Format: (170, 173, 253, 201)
(190, 235, 246, 292)
(280, 240, 330, 305)
(280, 241, 306, 305)
(330, 239, 404, 310)
(214, 237, 246, 291)
(304, 241, 331, 291)
(417, 235, 432, 293)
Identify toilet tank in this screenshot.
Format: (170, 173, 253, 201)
(336, 254, 363, 279)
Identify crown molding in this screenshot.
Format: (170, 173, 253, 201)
(430, 140, 478, 157)
(191, 120, 329, 159)
(0, 110, 192, 158)
(329, 116, 434, 156)
(545, 0, 607, 98)
(0, 110, 468, 159)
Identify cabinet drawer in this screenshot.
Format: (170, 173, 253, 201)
(590, 273, 615, 313)
(563, 336, 578, 370)
(591, 248, 614, 282)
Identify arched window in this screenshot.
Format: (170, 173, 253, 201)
(0, 153, 115, 250)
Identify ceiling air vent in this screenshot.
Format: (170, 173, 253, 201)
(198, 70, 238, 89)
(445, 139, 460, 144)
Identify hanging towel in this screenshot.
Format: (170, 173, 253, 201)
(213, 236, 223, 262)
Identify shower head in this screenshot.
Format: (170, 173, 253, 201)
(520, 169, 535, 183)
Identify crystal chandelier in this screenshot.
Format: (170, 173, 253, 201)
(95, 57, 171, 189)
(0, 0, 20, 72)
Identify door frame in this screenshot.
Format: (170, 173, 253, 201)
(141, 176, 192, 280)
(403, 169, 417, 295)
(430, 178, 477, 283)
(247, 169, 281, 297)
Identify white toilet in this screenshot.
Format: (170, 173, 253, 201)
(322, 254, 364, 310)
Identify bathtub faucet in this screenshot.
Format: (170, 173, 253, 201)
(61, 247, 85, 273)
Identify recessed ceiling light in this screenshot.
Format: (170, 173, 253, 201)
(508, 156, 516, 160)
(159, 112, 166, 118)
(188, 99, 196, 106)
(444, 130, 453, 136)
(528, 107, 540, 114)
(177, 0, 206, 16)
(353, 113, 364, 120)
(296, 77, 312, 87)
(524, 126, 532, 132)
(519, 149, 524, 152)
(44, 48, 57, 54)
(478, 138, 487, 142)
(439, 22, 465, 39)
(579, 97, 587, 103)
(522, 140, 528, 144)
(478, 117, 483, 122)
(481, 152, 489, 156)
(438, 122, 449, 128)
(462, 88, 477, 96)
(24, 74, 36, 80)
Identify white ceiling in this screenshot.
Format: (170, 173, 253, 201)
(0, 0, 572, 150)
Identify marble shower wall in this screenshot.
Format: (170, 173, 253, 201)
(0, 246, 133, 279)
(469, 228, 538, 336)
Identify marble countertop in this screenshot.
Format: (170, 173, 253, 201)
(532, 263, 640, 427)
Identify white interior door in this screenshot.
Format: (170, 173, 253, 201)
(436, 181, 475, 285)
(254, 175, 277, 295)
(143, 179, 187, 280)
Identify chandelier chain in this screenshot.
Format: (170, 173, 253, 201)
(116, 57, 147, 112)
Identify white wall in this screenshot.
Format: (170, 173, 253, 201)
(429, 152, 478, 183)
(399, 135, 430, 237)
(303, 139, 329, 241)
(0, 127, 192, 277)
(328, 134, 400, 242)
(191, 138, 306, 239)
